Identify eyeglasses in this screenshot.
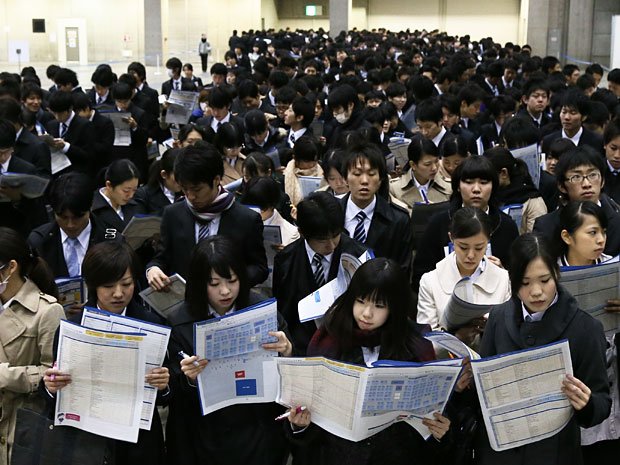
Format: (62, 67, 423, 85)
(565, 172, 601, 184)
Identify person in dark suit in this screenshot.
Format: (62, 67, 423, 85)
(128, 61, 160, 121)
(91, 159, 140, 235)
(534, 146, 620, 256)
(603, 119, 620, 204)
(167, 236, 291, 465)
(88, 66, 115, 108)
(515, 78, 552, 129)
(53, 67, 85, 94)
(28, 172, 119, 280)
(195, 85, 245, 134)
(72, 92, 115, 176)
(273, 191, 367, 355)
(134, 148, 182, 216)
(480, 95, 517, 151)
(242, 109, 286, 158)
(0, 119, 48, 237)
(0, 98, 51, 177)
(20, 81, 55, 130)
(457, 83, 487, 138)
(542, 89, 604, 155)
(326, 84, 371, 148)
(340, 144, 413, 270)
(43, 241, 169, 465)
(182, 63, 203, 90)
(45, 90, 95, 177)
(161, 57, 194, 97)
(146, 143, 268, 289)
(438, 94, 479, 154)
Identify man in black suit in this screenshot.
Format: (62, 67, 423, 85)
(542, 89, 604, 155)
(603, 119, 620, 204)
(457, 83, 486, 139)
(72, 92, 114, 176)
(0, 119, 48, 236)
(128, 61, 160, 121)
(147, 143, 268, 290)
(161, 57, 194, 97)
(44, 90, 95, 177)
(28, 172, 119, 279)
(0, 98, 51, 177)
(88, 67, 115, 108)
(195, 85, 244, 134)
(340, 144, 413, 271)
(273, 192, 367, 355)
(53, 68, 85, 94)
(480, 95, 517, 151)
(534, 146, 620, 256)
(515, 78, 552, 129)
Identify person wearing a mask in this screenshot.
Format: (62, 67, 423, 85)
(326, 84, 371, 149)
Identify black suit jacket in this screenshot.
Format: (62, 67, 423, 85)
(89, 110, 115, 175)
(0, 156, 48, 236)
(533, 193, 620, 256)
(14, 127, 52, 177)
(134, 83, 160, 122)
(515, 107, 552, 130)
(480, 122, 501, 151)
(134, 184, 175, 216)
(91, 189, 139, 235)
(340, 194, 413, 270)
(272, 234, 367, 355)
(604, 166, 620, 205)
(542, 128, 604, 156)
(148, 200, 268, 287)
(161, 78, 195, 97)
(45, 114, 95, 176)
(195, 114, 246, 134)
(27, 217, 120, 278)
(87, 88, 114, 108)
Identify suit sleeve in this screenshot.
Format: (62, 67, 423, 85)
(244, 211, 269, 287)
(412, 216, 445, 292)
(147, 207, 173, 274)
(33, 142, 52, 177)
(66, 122, 95, 169)
(394, 212, 413, 271)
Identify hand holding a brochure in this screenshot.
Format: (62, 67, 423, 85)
(454, 316, 487, 346)
(43, 365, 71, 394)
(147, 266, 171, 291)
(145, 367, 170, 390)
(262, 330, 293, 356)
(180, 355, 209, 381)
(561, 373, 592, 411)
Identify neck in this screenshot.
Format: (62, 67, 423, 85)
(528, 108, 541, 119)
(290, 123, 303, 132)
(352, 194, 374, 210)
(104, 188, 121, 210)
(564, 126, 580, 138)
(456, 261, 475, 277)
(0, 275, 26, 304)
(413, 172, 429, 185)
(566, 250, 595, 267)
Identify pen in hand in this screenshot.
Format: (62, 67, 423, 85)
(275, 406, 307, 421)
(50, 361, 57, 381)
(178, 350, 200, 367)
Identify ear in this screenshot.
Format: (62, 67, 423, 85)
(448, 232, 453, 243)
(499, 167, 510, 180)
(160, 169, 168, 180)
(105, 180, 113, 190)
(409, 160, 416, 171)
(557, 180, 567, 195)
(560, 229, 573, 246)
(212, 175, 222, 187)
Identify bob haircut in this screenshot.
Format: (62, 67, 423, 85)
(324, 257, 425, 360)
(82, 241, 141, 298)
(508, 233, 560, 297)
(242, 176, 281, 210)
(558, 200, 608, 258)
(450, 155, 499, 206)
(408, 137, 439, 164)
(449, 207, 494, 240)
(185, 235, 249, 319)
(104, 159, 140, 187)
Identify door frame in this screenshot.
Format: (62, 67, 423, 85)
(57, 18, 88, 65)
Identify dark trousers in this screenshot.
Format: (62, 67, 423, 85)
(582, 438, 620, 464)
(200, 54, 208, 72)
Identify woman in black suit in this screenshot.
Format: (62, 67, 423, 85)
(134, 148, 182, 216)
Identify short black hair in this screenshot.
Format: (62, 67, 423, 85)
(607, 68, 620, 84)
(50, 172, 94, 215)
(522, 78, 549, 98)
(488, 95, 516, 118)
(293, 136, 319, 162)
(111, 82, 133, 101)
(127, 62, 146, 81)
(291, 96, 315, 128)
(415, 99, 443, 124)
(342, 142, 388, 183)
(296, 191, 345, 240)
(166, 57, 182, 72)
(210, 63, 227, 76)
(72, 92, 92, 112)
(48, 90, 74, 112)
(457, 83, 486, 106)
(585, 63, 604, 77)
(54, 68, 79, 87)
(174, 144, 224, 187)
(451, 155, 499, 205)
(91, 67, 115, 87)
(0, 98, 22, 124)
(241, 176, 281, 210)
(275, 86, 297, 105)
(268, 69, 290, 89)
(177, 123, 208, 143)
(244, 109, 268, 136)
(215, 122, 243, 150)
(555, 145, 605, 191)
(385, 82, 406, 98)
(500, 116, 540, 149)
(208, 85, 233, 109)
(560, 88, 590, 115)
(20, 82, 43, 101)
(82, 241, 141, 299)
(440, 93, 461, 116)
(604, 119, 620, 145)
(327, 84, 358, 110)
(408, 137, 438, 164)
(237, 79, 259, 100)
(0, 119, 16, 148)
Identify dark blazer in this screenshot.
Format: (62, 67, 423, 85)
(89, 110, 115, 175)
(515, 107, 552, 130)
(14, 127, 52, 177)
(87, 88, 114, 108)
(603, 165, 620, 205)
(165, 302, 290, 465)
(479, 122, 501, 151)
(0, 155, 48, 236)
(539, 169, 560, 212)
(326, 108, 371, 149)
(45, 114, 95, 177)
(27, 216, 120, 278)
(161, 78, 195, 97)
(272, 234, 367, 355)
(134, 83, 160, 121)
(147, 200, 268, 287)
(542, 128, 604, 156)
(475, 287, 610, 465)
(340, 194, 413, 270)
(91, 189, 139, 236)
(195, 114, 246, 134)
(133, 184, 175, 216)
(533, 193, 620, 256)
(413, 204, 519, 290)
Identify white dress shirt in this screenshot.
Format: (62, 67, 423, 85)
(345, 196, 376, 240)
(60, 221, 92, 276)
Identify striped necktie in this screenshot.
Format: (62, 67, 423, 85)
(353, 211, 367, 243)
(312, 253, 326, 287)
(197, 220, 211, 242)
(59, 122, 68, 138)
(66, 238, 81, 277)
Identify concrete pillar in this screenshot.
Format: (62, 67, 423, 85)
(330, 0, 352, 39)
(566, 0, 594, 63)
(144, 0, 163, 66)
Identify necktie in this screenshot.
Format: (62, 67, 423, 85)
(353, 211, 367, 243)
(289, 133, 295, 146)
(216, 121, 222, 131)
(198, 220, 211, 242)
(524, 314, 533, 323)
(420, 189, 429, 204)
(66, 238, 81, 277)
(97, 95, 102, 105)
(312, 253, 326, 287)
(174, 81, 179, 91)
(59, 123, 68, 138)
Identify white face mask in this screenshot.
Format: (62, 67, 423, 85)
(0, 265, 10, 295)
(334, 111, 350, 125)
(167, 69, 174, 79)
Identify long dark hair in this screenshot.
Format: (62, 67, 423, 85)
(324, 258, 425, 361)
(0, 227, 58, 298)
(185, 235, 249, 319)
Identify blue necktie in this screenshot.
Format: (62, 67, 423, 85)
(59, 123, 68, 138)
(312, 253, 326, 287)
(198, 220, 211, 242)
(353, 211, 367, 243)
(66, 238, 81, 277)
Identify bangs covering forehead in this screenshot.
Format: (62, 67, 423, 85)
(347, 259, 402, 310)
(205, 240, 235, 280)
(459, 158, 495, 182)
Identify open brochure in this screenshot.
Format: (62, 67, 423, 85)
(164, 90, 199, 125)
(139, 274, 186, 318)
(122, 215, 161, 250)
(298, 251, 374, 323)
(424, 331, 480, 360)
(510, 143, 540, 188)
(388, 137, 411, 168)
(99, 111, 132, 146)
(441, 277, 499, 331)
(55, 276, 86, 309)
(0, 172, 49, 201)
(298, 176, 323, 199)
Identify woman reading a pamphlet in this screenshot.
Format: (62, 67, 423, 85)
(0, 227, 65, 465)
(166, 235, 293, 465)
(556, 201, 620, 463)
(287, 258, 465, 465)
(473, 233, 611, 464)
(417, 207, 511, 346)
(42, 241, 169, 465)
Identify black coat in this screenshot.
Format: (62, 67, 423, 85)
(539, 169, 559, 212)
(133, 184, 175, 216)
(147, 200, 268, 287)
(515, 107, 552, 130)
(161, 78, 195, 97)
(542, 128, 604, 156)
(603, 165, 620, 205)
(14, 127, 52, 177)
(272, 234, 367, 355)
(340, 194, 413, 271)
(91, 189, 139, 235)
(134, 82, 160, 121)
(45, 114, 95, 177)
(326, 108, 371, 149)
(412, 205, 519, 290)
(195, 114, 246, 134)
(27, 217, 120, 278)
(533, 193, 620, 256)
(475, 287, 611, 465)
(165, 302, 290, 465)
(89, 110, 115, 175)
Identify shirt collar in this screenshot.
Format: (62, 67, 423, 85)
(99, 188, 123, 216)
(521, 292, 558, 322)
(432, 126, 447, 147)
(59, 220, 92, 250)
(562, 126, 583, 145)
(411, 170, 431, 191)
(208, 304, 236, 318)
(607, 160, 620, 174)
(345, 195, 377, 222)
(15, 127, 23, 141)
(97, 304, 127, 317)
(63, 111, 76, 128)
(304, 239, 335, 266)
(1, 155, 11, 173)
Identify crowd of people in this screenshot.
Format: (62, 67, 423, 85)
(0, 25, 619, 464)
